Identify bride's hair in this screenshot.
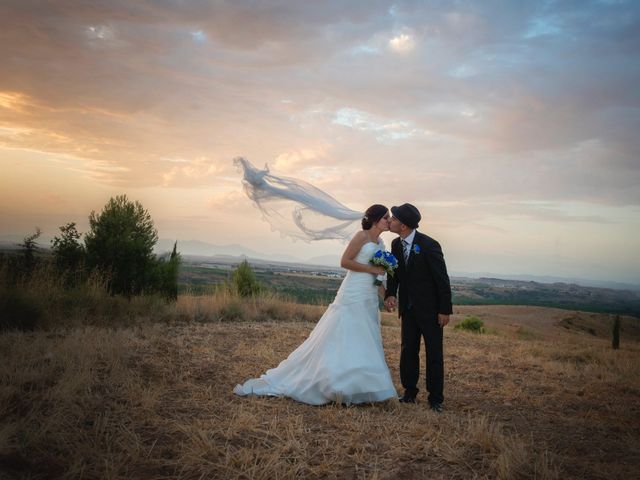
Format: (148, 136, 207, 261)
(362, 204, 388, 230)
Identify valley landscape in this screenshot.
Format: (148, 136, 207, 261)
(180, 254, 640, 318)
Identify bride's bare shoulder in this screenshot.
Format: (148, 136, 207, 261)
(351, 230, 369, 244)
(344, 230, 367, 250)
(341, 230, 370, 264)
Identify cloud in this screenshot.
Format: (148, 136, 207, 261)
(273, 146, 331, 173)
(1, 1, 639, 283)
(388, 32, 415, 54)
(161, 157, 225, 188)
(0, 0, 638, 207)
(332, 107, 425, 142)
(0, 92, 32, 112)
(205, 190, 247, 210)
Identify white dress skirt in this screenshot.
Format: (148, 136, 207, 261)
(233, 241, 397, 405)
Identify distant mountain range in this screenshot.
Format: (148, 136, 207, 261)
(2, 235, 638, 292)
(450, 271, 640, 292)
(155, 239, 302, 263)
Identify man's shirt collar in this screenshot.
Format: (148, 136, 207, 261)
(404, 229, 416, 245)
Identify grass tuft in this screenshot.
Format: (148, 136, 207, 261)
(454, 315, 486, 333)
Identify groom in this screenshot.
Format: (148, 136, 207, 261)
(384, 203, 452, 412)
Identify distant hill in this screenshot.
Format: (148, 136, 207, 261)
(451, 270, 640, 292)
(306, 254, 341, 266)
(155, 239, 304, 264)
(452, 277, 640, 317)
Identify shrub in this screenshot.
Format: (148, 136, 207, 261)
(455, 315, 486, 334)
(0, 287, 42, 331)
(228, 260, 263, 297)
(219, 300, 245, 321)
(0, 259, 172, 330)
(51, 222, 86, 273)
(51, 222, 87, 287)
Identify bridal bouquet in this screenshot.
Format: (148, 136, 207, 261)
(370, 250, 398, 286)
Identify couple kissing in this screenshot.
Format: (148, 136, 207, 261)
(234, 203, 452, 412)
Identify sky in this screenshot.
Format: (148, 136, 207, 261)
(1, 0, 639, 285)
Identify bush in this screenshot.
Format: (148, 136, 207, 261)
(0, 258, 172, 330)
(51, 222, 87, 287)
(0, 287, 42, 331)
(219, 300, 245, 321)
(51, 222, 85, 273)
(455, 316, 486, 334)
(228, 260, 263, 297)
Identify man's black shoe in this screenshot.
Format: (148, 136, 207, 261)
(429, 402, 443, 413)
(398, 395, 417, 404)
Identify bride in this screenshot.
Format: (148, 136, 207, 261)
(233, 204, 398, 405)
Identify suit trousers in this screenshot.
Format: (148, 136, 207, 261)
(400, 307, 444, 405)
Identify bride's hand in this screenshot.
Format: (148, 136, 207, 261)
(371, 266, 385, 276)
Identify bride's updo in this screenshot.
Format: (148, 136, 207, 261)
(362, 204, 388, 230)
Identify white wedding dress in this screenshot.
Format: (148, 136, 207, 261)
(233, 240, 397, 405)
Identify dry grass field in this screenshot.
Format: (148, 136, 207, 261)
(1, 296, 639, 479)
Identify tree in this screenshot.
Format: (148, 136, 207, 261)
(19, 228, 42, 272)
(167, 240, 180, 299)
(229, 260, 263, 297)
(85, 195, 158, 296)
(51, 222, 85, 273)
(154, 241, 181, 300)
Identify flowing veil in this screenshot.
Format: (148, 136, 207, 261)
(234, 157, 362, 242)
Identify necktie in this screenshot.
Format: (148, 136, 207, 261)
(403, 240, 410, 262)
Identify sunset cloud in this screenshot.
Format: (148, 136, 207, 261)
(0, 0, 638, 282)
(273, 147, 331, 173)
(162, 157, 225, 188)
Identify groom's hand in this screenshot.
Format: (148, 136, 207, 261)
(438, 314, 450, 327)
(384, 296, 397, 312)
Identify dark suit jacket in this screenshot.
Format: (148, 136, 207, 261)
(385, 231, 453, 318)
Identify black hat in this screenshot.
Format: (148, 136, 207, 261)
(391, 203, 421, 229)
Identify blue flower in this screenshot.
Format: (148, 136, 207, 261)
(370, 249, 399, 285)
(412, 244, 421, 255)
(383, 251, 398, 267)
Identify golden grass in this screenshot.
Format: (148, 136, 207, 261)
(175, 289, 324, 324)
(0, 261, 171, 330)
(451, 305, 640, 343)
(2, 296, 639, 479)
(0, 261, 326, 331)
